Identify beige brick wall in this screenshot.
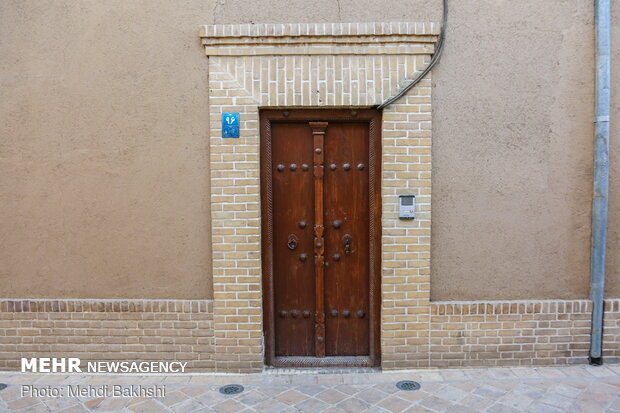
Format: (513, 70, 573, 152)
(1, 298, 619, 371)
(203, 22, 437, 372)
(429, 299, 620, 367)
(603, 300, 620, 361)
(1, 298, 618, 371)
(381, 88, 433, 369)
(0, 299, 214, 371)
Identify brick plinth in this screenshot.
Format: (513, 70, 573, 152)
(0, 299, 213, 371)
(429, 299, 620, 367)
(0, 298, 618, 370)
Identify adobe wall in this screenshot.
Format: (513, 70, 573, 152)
(1, 1, 619, 301)
(1, 0, 619, 373)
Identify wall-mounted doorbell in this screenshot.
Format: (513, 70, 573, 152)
(399, 195, 416, 220)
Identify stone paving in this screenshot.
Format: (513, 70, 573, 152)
(1, 364, 620, 412)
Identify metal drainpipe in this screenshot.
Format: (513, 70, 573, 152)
(589, 0, 611, 365)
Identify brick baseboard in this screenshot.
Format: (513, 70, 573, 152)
(0, 299, 214, 371)
(1, 298, 618, 371)
(429, 299, 620, 367)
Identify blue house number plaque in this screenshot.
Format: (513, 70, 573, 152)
(222, 113, 240, 138)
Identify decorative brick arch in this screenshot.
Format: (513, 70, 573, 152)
(200, 22, 437, 372)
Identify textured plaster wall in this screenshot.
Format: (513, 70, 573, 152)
(431, 0, 620, 300)
(0, 0, 215, 298)
(1, 0, 619, 300)
(431, 0, 597, 300)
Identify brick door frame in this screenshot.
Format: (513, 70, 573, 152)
(200, 22, 437, 372)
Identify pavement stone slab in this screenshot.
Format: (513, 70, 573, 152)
(315, 388, 350, 404)
(335, 396, 372, 413)
(276, 389, 309, 405)
(0, 364, 619, 412)
(254, 397, 295, 413)
(376, 394, 413, 412)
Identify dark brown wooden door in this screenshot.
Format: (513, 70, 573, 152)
(261, 110, 381, 368)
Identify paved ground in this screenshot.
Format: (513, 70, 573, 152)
(1, 365, 620, 412)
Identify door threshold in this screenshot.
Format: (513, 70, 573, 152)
(264, 366, 381, 375)
(269, 356, 376, 369)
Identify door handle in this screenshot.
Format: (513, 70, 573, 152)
(343, 234, 352, 255)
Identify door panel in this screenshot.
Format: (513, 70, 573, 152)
(272, 123, 315, 356)
(324, 123, 370, 356)
(261, 109, 381, 367)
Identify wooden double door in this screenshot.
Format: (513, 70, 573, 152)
(261, 110, 381, 367)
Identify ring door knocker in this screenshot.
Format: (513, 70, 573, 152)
(287, 234, 298, 251)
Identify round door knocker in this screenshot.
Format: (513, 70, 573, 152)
(287, 234, 298, 250)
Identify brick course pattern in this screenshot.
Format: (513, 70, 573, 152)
(429, 299, 620, 367)
(1, 298, 618, 371)
(605, 300, 620, 360)
(0, 299, 214, 371)
(380, 91, 432, 370)
(201, 22, 437, 372)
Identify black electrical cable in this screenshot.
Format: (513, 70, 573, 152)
(377, 0, 448, 109)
